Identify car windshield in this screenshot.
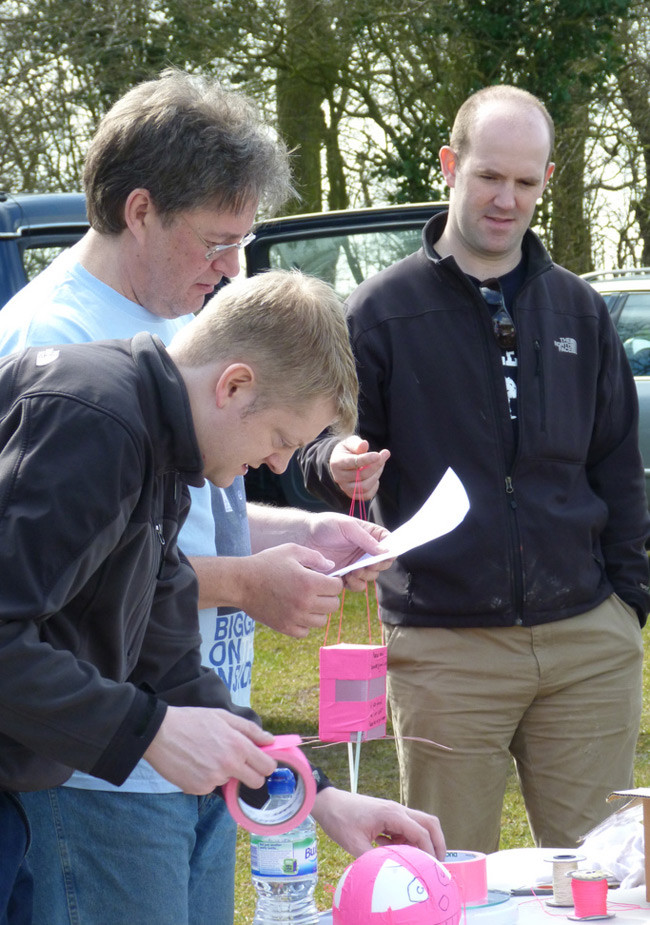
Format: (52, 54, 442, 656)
(266, 227, 423, 300)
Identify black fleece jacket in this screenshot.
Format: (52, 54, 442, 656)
(299, 213, 650, 628)
(0, 334, 255, 791)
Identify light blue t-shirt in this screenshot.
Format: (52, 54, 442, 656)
(0, 244, 185, 351)
(205, 480, 254, 698)
(0, 242, 256, 792)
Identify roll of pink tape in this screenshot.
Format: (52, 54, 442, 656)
(223, 734, 317, 836)
(442, 850, 488, 906)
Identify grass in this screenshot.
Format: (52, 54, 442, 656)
(233, 587, 650, 922)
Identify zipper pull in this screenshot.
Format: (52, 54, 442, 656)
(505, 476, 517, 508)
(155, 522, 166, 548)
(155, 522, 166, 578)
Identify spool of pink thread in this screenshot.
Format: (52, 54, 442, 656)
(568, 870, 613, 921)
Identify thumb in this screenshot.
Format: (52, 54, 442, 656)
(344, 435, 369, 455)
(293, 545, 336, 574)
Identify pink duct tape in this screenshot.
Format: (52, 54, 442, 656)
(442, 850, 488, 906)
(320, 644, 387, 680)
(222, 734, 317, 836)
(319, 697, 387, 741)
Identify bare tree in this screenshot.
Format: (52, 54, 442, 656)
(615, 1, 650, 265)
(0, 0, 645, 274)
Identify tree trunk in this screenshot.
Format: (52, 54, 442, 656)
(276, 72, 324, 215)
(275, 0, 328, 214)
(550, 105, 592, 274)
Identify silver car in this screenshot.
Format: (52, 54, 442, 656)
(582, 268, 650, 508)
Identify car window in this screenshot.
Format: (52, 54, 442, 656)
(613, 292, 650, 340)
(21, 245, 70, 282)
(599, 292, 619, 312)
(610, 291, 650, 375)
(265, 227, 423, 300)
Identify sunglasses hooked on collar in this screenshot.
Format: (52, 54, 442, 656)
(479, 279, 517, 350)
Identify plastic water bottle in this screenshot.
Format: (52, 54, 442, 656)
(250, 768, 319, 924)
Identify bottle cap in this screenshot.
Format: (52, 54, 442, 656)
(267, 768, 296, 795)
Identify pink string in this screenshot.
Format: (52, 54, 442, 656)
(305, 732, 452, 753)
(519, 889, 644, 918)
(324, 465, 382, 648)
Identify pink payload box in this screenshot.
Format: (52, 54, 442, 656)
(319, 643, 387, 743)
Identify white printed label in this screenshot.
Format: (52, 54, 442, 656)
(250, 834, 317, 878)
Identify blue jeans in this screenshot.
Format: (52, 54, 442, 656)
(0, 793, 32, 925)
(20, 787, 237, 925)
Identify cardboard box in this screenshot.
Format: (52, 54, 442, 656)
(319, 643, 387, 743)
(607, 787, 650, 901)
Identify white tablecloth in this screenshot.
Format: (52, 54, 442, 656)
(486, 848, 650, 923)
(319, 847, 650, 923)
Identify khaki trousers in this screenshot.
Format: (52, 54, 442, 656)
(384, 595, 643, 854)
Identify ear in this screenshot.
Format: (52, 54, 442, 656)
(123, 188, 155, 241)
(439, 146, 458, 188)
(542, 162, 555, 190)
(214, 363, 256, 408)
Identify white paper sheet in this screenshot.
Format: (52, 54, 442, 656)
(330, 467, 470, 577)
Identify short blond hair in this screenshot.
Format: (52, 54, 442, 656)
(171, 269, 358, 435)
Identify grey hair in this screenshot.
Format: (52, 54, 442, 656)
(83, 68, 295, 233)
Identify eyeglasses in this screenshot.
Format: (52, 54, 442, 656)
(479, 280, 517, 350)
(181, 216, 256, 261)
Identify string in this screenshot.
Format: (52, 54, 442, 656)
(305, 732, 452, 753)
(351, 466, 384, 645)
(323, 610, 333, 648)
(321, 462, 388, 791)
(351, 465, 375, 645)
(324, 463, 378, 649)
(569, 871, 609, 919)
(365, 573, 373, 643)
(519, 894, 571, 918)
(545, 854, 581, 907)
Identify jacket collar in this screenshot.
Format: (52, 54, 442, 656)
(421, 210, 553, 281)
(130, 332, 205, 488)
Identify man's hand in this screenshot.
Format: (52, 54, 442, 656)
(143, 707, 276, 794)
(237, 544, 344, 637)
(312, 788, 446, 860)
(330, 436, 390, 501)
(305, 511, 394, 591)
(192, 490, 396, 638)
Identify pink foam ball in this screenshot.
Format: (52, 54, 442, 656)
(332, 845, 461, 924)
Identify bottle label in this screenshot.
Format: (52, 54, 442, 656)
(250, 834, 318, 878)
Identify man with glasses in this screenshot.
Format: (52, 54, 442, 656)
(180, 213, 257, 260)
(0, 269, 446, 923)
(0, 69, 403, 923)
(299, 85, 650, 854)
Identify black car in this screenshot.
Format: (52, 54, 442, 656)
(243, 203, 447, 507)
(0, 191, 446, 509)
